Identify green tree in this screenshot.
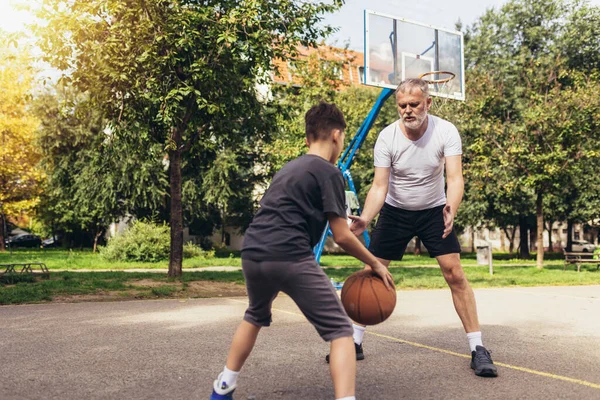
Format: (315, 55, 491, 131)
(35, 87, 167, 251)
(37, 0, 342, 276)
(0, 34, 42, 251)
(458, 0, 600, 267)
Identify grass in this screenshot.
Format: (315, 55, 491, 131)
(0, 248, 568, 270)
(1, 249, 597, 305)
(0, 248, 241, 270)
(1, 264, 598, 305)
(0, 270, 248, 305)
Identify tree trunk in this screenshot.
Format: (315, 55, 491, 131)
(168, 131, 184, 278)
(566, 219, 574, 252)
(0, 211, 5, 252)
(470, 228, 475, 253)
(503, 227, 515, 254)
(519, 216, 530, 259)
(220, 208, 226, 244)
(414, 237, 421, 255)
(546, 220, 553, 253)
(536, 191, 544, 269)
(93, 228, 103, 253)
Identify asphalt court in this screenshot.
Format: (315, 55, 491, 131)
(1, 285, 599, 399)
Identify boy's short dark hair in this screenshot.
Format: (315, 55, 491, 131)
(305, 101, 346, 142)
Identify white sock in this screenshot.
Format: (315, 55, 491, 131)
(467, 331, 483, 352)
(336, 397, 356, 400)
(352, 324, 366, 345)
(215, 367, 239, 394)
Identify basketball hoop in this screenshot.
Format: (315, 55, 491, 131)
(418, 71, 456, 84)
(418, 71, 457, 112)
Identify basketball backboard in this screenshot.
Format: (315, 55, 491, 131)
(364, 10, 465, 101)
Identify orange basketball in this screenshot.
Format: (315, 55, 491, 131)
(341, 269, 396, 326)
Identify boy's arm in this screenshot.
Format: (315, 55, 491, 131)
(327, 214, 394, 289)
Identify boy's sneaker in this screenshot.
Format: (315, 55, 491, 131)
(210, 373, 236, 399)
(325, 342, 365, 363)
(210, 390, 234, 400)
(470, 345, 498, 377)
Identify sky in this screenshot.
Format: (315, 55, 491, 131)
(324, 0, 600, 51)
(0, 1, 34, 33)
(2, 0, 600, 41)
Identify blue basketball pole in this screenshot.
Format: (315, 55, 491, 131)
(313, 88, 395, 263)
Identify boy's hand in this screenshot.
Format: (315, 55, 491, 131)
(369, 262, 395, 290)
(348, 215, 368, 236)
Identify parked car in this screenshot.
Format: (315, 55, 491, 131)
(41, 237, 61, 248)
(570, 240, 597, 252)
(4, 233, 42, 248)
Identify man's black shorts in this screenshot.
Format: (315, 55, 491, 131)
(368, 203, 461, 260)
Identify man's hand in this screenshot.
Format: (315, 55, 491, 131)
(442, 204, 454, 239)
(369, 261, 395, 290)
(348, 215, 369, 236)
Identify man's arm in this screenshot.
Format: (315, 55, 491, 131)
(348, 167, 390, 236)
(445, 155, 464, 215)
(443, 155, 464, 238)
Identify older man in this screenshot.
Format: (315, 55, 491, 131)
(329, 78, 497, 377)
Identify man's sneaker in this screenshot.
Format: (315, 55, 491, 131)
(325, 342, 365, 363)
(470, 345, 498, 377)
(210, 373, 236, 399)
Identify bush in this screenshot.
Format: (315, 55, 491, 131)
(183, 242, 215, 259)
(99, 221, 170, 262)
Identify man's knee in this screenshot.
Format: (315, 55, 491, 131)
(438, 255, 468, 287)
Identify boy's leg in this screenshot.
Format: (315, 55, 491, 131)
(212, 258, 278, 397)
(280, 257, 356, 397)
(329, 336, 356, 399)
(212, 321, 261, 398)
(225, 320, 261, 371)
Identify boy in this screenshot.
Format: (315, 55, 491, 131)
(210, 102, 394, 400)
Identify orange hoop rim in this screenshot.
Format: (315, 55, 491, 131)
(418, 71, 456, 84)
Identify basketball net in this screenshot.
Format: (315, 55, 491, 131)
(418, 71, 456, 114)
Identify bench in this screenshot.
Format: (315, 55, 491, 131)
(563, 251, 600, 272)
(1, 262, 49, 276)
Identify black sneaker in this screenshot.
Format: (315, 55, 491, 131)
(325, 342, 365, 363)
(470, 345, 498, 377)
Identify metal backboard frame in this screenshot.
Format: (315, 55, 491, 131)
(364, 10, 465, 101)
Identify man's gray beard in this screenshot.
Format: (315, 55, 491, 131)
(400, 113, 427, 130)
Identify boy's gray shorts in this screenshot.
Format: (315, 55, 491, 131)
(241, 256, 353, 342)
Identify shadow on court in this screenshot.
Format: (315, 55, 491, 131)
(1, 286, 599, 399)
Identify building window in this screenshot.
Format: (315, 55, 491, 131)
(574, 232, 580, 240)
(358, 66, 365, 84)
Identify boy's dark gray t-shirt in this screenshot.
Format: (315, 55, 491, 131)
(242, 154, 347, 261)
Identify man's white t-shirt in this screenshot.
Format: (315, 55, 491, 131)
(373, 115, 462, 211)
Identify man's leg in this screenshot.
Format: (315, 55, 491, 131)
(437, 253, 497, 377)
(436, 253, 479, 333)
(347, 258, 391, 359)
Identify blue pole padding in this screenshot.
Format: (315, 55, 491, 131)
(313, 88, 393, 263)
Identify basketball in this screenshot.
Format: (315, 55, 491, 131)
(341, 269, 396, 326)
